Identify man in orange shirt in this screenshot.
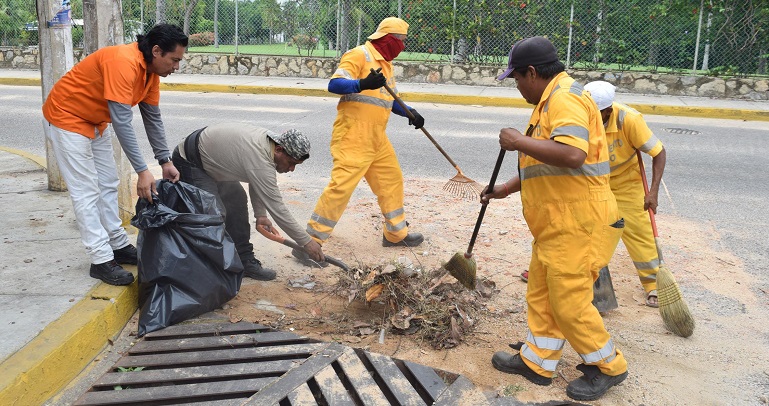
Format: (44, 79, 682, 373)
(42, 24, 187, 285)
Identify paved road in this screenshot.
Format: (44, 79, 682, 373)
(2, 85, 768, 289)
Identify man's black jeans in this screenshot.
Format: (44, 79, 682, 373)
(172, 147, 254, 258)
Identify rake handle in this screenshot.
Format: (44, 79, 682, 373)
(372, 68, 462, 172)
(637, 150, 663, 261)
(466, 149, 506, 256)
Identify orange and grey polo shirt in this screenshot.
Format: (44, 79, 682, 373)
(42, 42, 160, 138)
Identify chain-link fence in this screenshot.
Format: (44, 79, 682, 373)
(3, 0, 768, 77)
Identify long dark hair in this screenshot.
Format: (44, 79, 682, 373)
(137, 24, 188, 64)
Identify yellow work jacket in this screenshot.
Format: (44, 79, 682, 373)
(605, 102, 664, 177)
(519, 72, 612, 209)
(331, 42, 396, 126)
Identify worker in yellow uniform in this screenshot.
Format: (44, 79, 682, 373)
(302, 17, 425, 257)
(482, 37, 627, 401)
(584, 81, 666, 307)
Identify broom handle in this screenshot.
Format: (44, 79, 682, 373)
(373, 69, 463, 172)
(637, 150, 664, 262)
(466, 149, 506, 255)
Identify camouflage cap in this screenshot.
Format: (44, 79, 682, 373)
(267, 129, 311, 161)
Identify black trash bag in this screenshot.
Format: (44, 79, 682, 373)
(130, 180, 243, 336)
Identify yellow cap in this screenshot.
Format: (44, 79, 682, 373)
(368, 17, 409, 40)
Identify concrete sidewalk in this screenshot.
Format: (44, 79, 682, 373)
(1, 66, 769, 405)
(0, 149, 137, 405)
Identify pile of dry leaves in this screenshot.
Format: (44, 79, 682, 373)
(330, 261, 497, 349)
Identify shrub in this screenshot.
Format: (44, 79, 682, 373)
(188, 32, 215, 47)
(292, 34, 318, 56)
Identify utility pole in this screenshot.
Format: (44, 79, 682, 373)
(82, 0, 134, 225)
(37, 0, 73, 192)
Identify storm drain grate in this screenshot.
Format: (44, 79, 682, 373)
(663, 127, 701, 135)
(74, 321, 491, 406)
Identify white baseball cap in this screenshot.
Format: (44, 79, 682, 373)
(584, 81, 616, 110)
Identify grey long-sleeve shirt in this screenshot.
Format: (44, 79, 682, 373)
(178, 123, 311, 247)
(108, 101, 171, 173)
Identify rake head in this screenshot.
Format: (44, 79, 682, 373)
(443, 171, 484, 200)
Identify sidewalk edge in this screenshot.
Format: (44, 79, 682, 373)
(0, 146, 46, 168)
(0, 275, 137, 405)
(3, 77, 768, 121)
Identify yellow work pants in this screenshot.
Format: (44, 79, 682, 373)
(611, 167, 659, 293)
(307, 115, 409, 244)
(521, 197, 627, 378)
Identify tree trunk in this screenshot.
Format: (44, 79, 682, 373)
(183, 0, 200, 34)
(156, 0, 166, 24)
(214, 0, 219, 47)
(340, 0, 349, 52)
(356, 12, 362, 46)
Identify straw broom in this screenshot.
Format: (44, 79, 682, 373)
(376, 70, 483, 200)
(444, 149, 506, 289)
(637, 151, 695, 338)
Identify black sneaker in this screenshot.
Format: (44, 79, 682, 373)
(566, 364, 628, 401)
(491, 351, 553, 386)
(382, 232, 424, 247)
(241, 256, 276, 281)
(291, 248, 328, 268)
(89, 260, 135, 286)
(113, 244, 138, 265)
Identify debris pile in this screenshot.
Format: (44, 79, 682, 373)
(332, 261, 497, 349)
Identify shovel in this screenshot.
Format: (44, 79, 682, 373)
(592, 266, 619, 312)
(256, 225, 350, 272)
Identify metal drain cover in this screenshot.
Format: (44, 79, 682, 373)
(664, 127, 701, 135)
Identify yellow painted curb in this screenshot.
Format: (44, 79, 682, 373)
(0, 276, 138, 406)
(5, 75, 768, 121)
(629, 104, 769, 122)
(0, 77, 40, 86)
(0, 146, 46, 168)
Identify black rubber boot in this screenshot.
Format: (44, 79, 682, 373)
(491, 351, 553, 386)
(241, 255, 276, 281)
(566, 364, 628, 401)
(113, 244, 138, 265)
(90, 260, 135, 286)
(382, 232, 424, 247)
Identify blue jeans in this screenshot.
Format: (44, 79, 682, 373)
(172, 147, 254, 258)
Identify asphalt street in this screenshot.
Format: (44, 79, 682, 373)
(2, 84, 768, 290)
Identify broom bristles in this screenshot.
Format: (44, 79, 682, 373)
(657, 264, 695, 338)
(443, 252, 477, 290)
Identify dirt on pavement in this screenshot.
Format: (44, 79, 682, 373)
(208, 177, 769, 405)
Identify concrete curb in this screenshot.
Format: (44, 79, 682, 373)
(0, 146, 46, 168)
(4, 77, 769, 122)
(0, 148, 138, 406)
(0, 276, 138, 406)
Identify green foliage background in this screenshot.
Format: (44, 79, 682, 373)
(3, 0, 767, 76)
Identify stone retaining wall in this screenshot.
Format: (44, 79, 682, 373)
(3, 46, 767, 100)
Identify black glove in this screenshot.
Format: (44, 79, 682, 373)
(408, 108, 425, 129)
(359, 68, 386, 90)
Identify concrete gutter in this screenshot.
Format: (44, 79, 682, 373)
(3, 76, 769, 122)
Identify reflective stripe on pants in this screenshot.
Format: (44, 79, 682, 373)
(308, 116, 408, 244)
(522, 198, 628, 378)
(611, 166, 659, 293)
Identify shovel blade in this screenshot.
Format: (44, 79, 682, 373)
(593, 266, 619, 312)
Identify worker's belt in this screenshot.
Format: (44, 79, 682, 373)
(183, 127, 207, 168)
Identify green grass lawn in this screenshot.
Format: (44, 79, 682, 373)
(187, 43, 459, 63)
